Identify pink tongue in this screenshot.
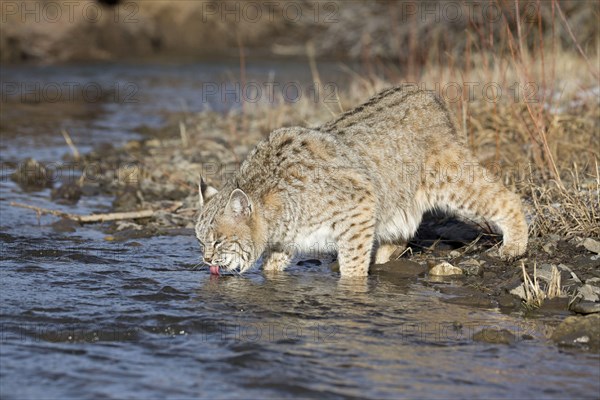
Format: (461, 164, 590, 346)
(209, 265, 220, 275)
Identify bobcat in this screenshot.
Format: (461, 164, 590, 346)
(195, 85, 528, 277)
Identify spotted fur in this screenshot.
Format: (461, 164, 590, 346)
(195, 85, 528, 277)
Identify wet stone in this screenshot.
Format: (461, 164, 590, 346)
(51, 182, 82, 205)
(10, 158, 53, 191)
(459, 258, 483, 276)
(444, 295, 495, 309)
(473, 328, 516, 345)
(570, 301, 600, 315)
(50, 218, 80, 233)
(551, 314, 600, 352)
(370, 259, 427, 278)
(497, 293, 519, 309)
(113, 185, 143, 211)
(538, 297, 570, 312)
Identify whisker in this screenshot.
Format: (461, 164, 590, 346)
(191, 261, 209, 270)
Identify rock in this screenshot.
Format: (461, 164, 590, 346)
(537, 264, 559, 283)
(498, 293, 519, 309)
(582, 238, 600, 254)
(473, 328, 515, 345)
(370, 259, 427, 278)
(51, 182, 82, 205)
(541, 235, 560, 255)
(557, 264, 582, 284)
(538, 297, 570, 312)
(536, 264, 581, 286)
(10, 158, 53, 191)
(445, 295, 495, 308)
(551, 314, 600, 351)
(483, 271, 497, 280)
(576, 284, 600, 302)
(459, 259, 483, 276)
(113, 185, 142, 211)
(542, 242, 556, 255)
(50, 218, 79, 233)
(449, 250, 461, 258)
(509, 284, 527, 300)
(429, 261, 463, 276)
(570, 301, 600, 315)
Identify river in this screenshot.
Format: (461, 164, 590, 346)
(1, 61, 598, 399)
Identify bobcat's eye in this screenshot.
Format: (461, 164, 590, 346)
(214, 240, 223, 248)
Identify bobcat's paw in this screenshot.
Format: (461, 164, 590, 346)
(497, 242, 527, 261)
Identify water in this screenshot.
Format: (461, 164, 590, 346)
(1, 62, 599, 399)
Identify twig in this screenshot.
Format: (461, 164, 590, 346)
(10, 201, 182, 223)
(61, 129, 80, 160)
(179, 121, 189, 148)
(555, 0, 599, 80)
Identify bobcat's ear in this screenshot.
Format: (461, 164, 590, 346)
(225, 188, 252, 218)
(198, 177, 218, 210)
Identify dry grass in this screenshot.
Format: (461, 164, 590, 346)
(521, 262, 565, 309)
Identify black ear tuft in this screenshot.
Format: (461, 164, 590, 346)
(198, 177, 218, 209)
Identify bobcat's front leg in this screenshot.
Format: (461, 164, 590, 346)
(336, 220, 376, 278)
(262, 250, 291, 272)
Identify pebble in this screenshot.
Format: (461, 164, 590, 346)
(542, 242, 556, 255)
(582, 238, 600, 254)
(449, 250, 461, 258)
(458, 259, 483, 276)
(429, 261, 463, 276)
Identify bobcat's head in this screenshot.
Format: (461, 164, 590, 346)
(194, 179, 260, 274)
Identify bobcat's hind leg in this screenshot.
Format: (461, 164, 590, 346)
(429, 154, 528, 260)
